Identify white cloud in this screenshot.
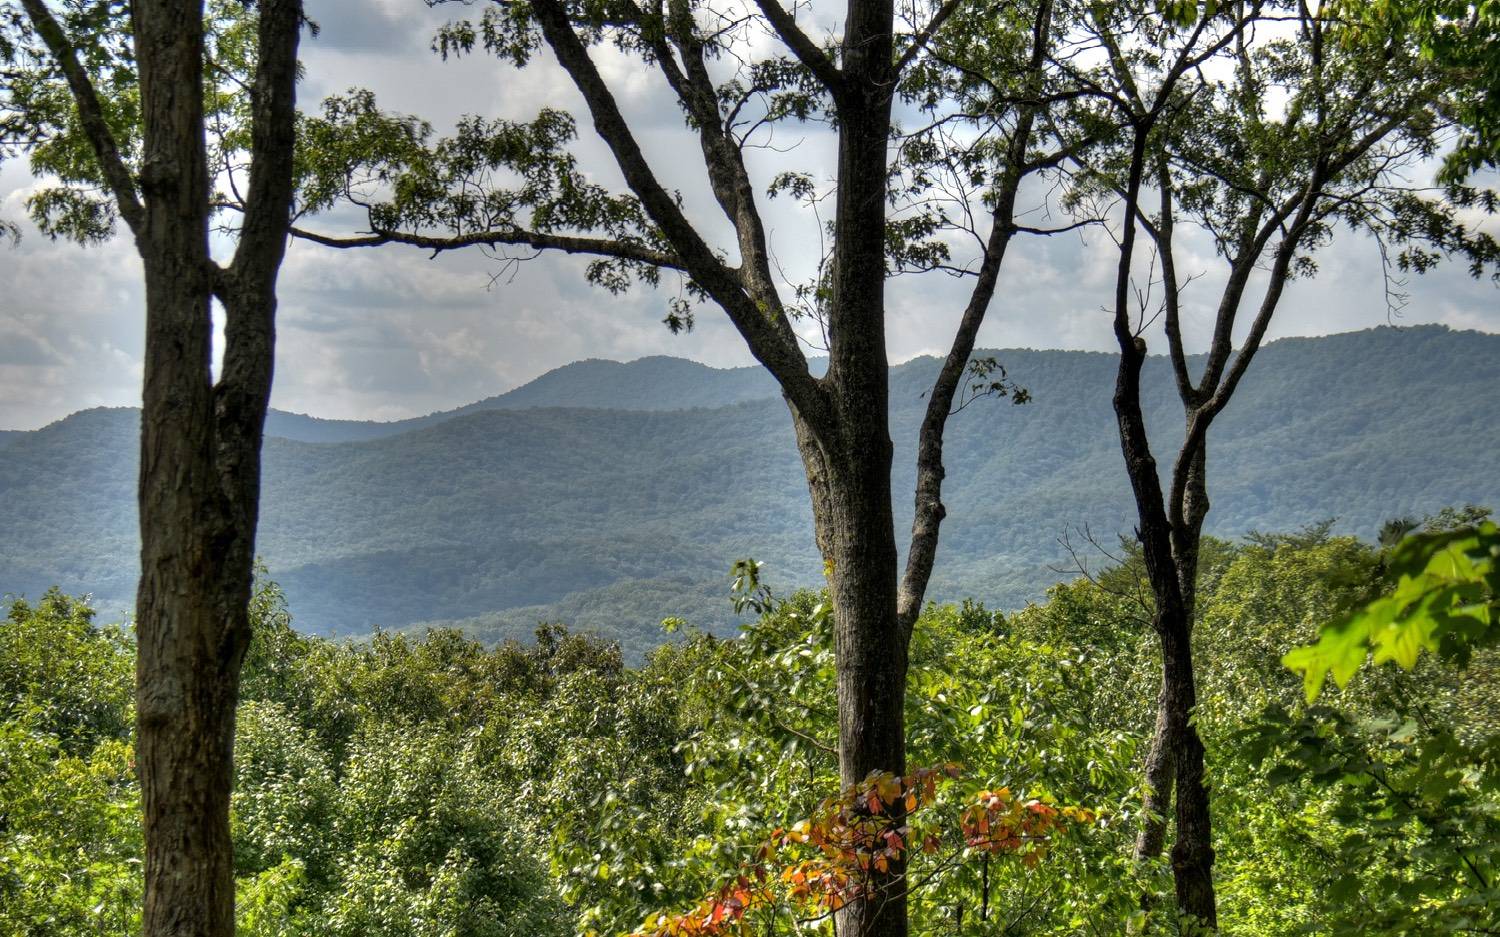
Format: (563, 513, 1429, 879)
(1, 4, 1496, 431)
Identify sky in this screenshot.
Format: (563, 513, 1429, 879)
(1, 0, 1496, 431)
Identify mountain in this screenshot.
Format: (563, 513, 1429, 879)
(262, 356, 784, 444)
(1, 325, 1495, 656)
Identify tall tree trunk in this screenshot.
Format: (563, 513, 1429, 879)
(1161, 623, 1215, 929)
(130, 3, 300, 934)
(130, 4, 242, 933)
(795, 401, 909, 937)
(1135, 443, 1208, 868)
(1113, 338, 1218, 929)
(1164, 442, 1215, 928)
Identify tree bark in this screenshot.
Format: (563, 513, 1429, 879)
(1112, 329, 1218, 929)
(1133, 676, 1175, 864)
(1159, 614, 1215, 930)
(128, 5, 241, 933)
(130, 3, 300, 935)
(794, 400, 909, 937)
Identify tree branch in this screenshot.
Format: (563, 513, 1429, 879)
(214, 0, 305, 528)
(657, 0, 787, 316)
(18, 0, 144, 236)
(288, 221, 688, 271)
(1166, 161, 1329, 538)
(898, 0, 1055, 636)
(1151, 155, 1196, 404)
(228, 0, 302, 285)
(752, 0, 847, 98)
(529, 0, 827, 424)
(893, 0, 961, 75)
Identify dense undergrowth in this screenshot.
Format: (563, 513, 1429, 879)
(2, 523, 1495, 935)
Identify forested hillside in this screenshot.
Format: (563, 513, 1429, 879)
(1, 325, 1496, 653)
(6, 528, 1497, 935)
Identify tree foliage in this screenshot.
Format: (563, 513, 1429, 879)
(4, 515, 1498, 934)
(1287, 517, 1499, 699)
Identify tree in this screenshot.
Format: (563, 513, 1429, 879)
(1058, 1, 1499, 926)
(2, 2, 305, 935)
(0, 592, 141, 937)
(1249, 518, 1500, 934)
(287, 4, 1103, 934)
(1286, 518, 1499, 700)
(1335, 0, 1500, 183)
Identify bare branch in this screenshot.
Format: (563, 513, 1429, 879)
(287, 222, 688, 270)
(894, 0, 961, 75)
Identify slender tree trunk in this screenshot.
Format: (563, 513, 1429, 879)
(1159, 612, 1215, 929)
(1134, 571, 1215, 929)
(1135, 442, 1208, 869)
(1113, 340, 1218, 929)
(1165, 443, 1215, 928)
(1134, 676, 1175, 863)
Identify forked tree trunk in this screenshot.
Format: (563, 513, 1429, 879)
(130, 5, 243, 932)
(131, 2, 298, 934)
(1114, 338, 1218, 929)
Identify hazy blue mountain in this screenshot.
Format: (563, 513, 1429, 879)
(263, 356, 785, 443)
(0, 430, 20, 450)
(1, 325, 1495, 653)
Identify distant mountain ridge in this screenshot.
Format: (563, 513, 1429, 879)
(2, 325, 1496, 659)
(262, 356, 784, 443)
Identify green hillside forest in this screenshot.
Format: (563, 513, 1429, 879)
(5, 518, 1497, 935)
(1, 325, 1496, 657)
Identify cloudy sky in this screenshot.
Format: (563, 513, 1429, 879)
(1, 0, 1496, 431)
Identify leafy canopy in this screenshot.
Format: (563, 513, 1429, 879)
(1285, 520, 1500, 700)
